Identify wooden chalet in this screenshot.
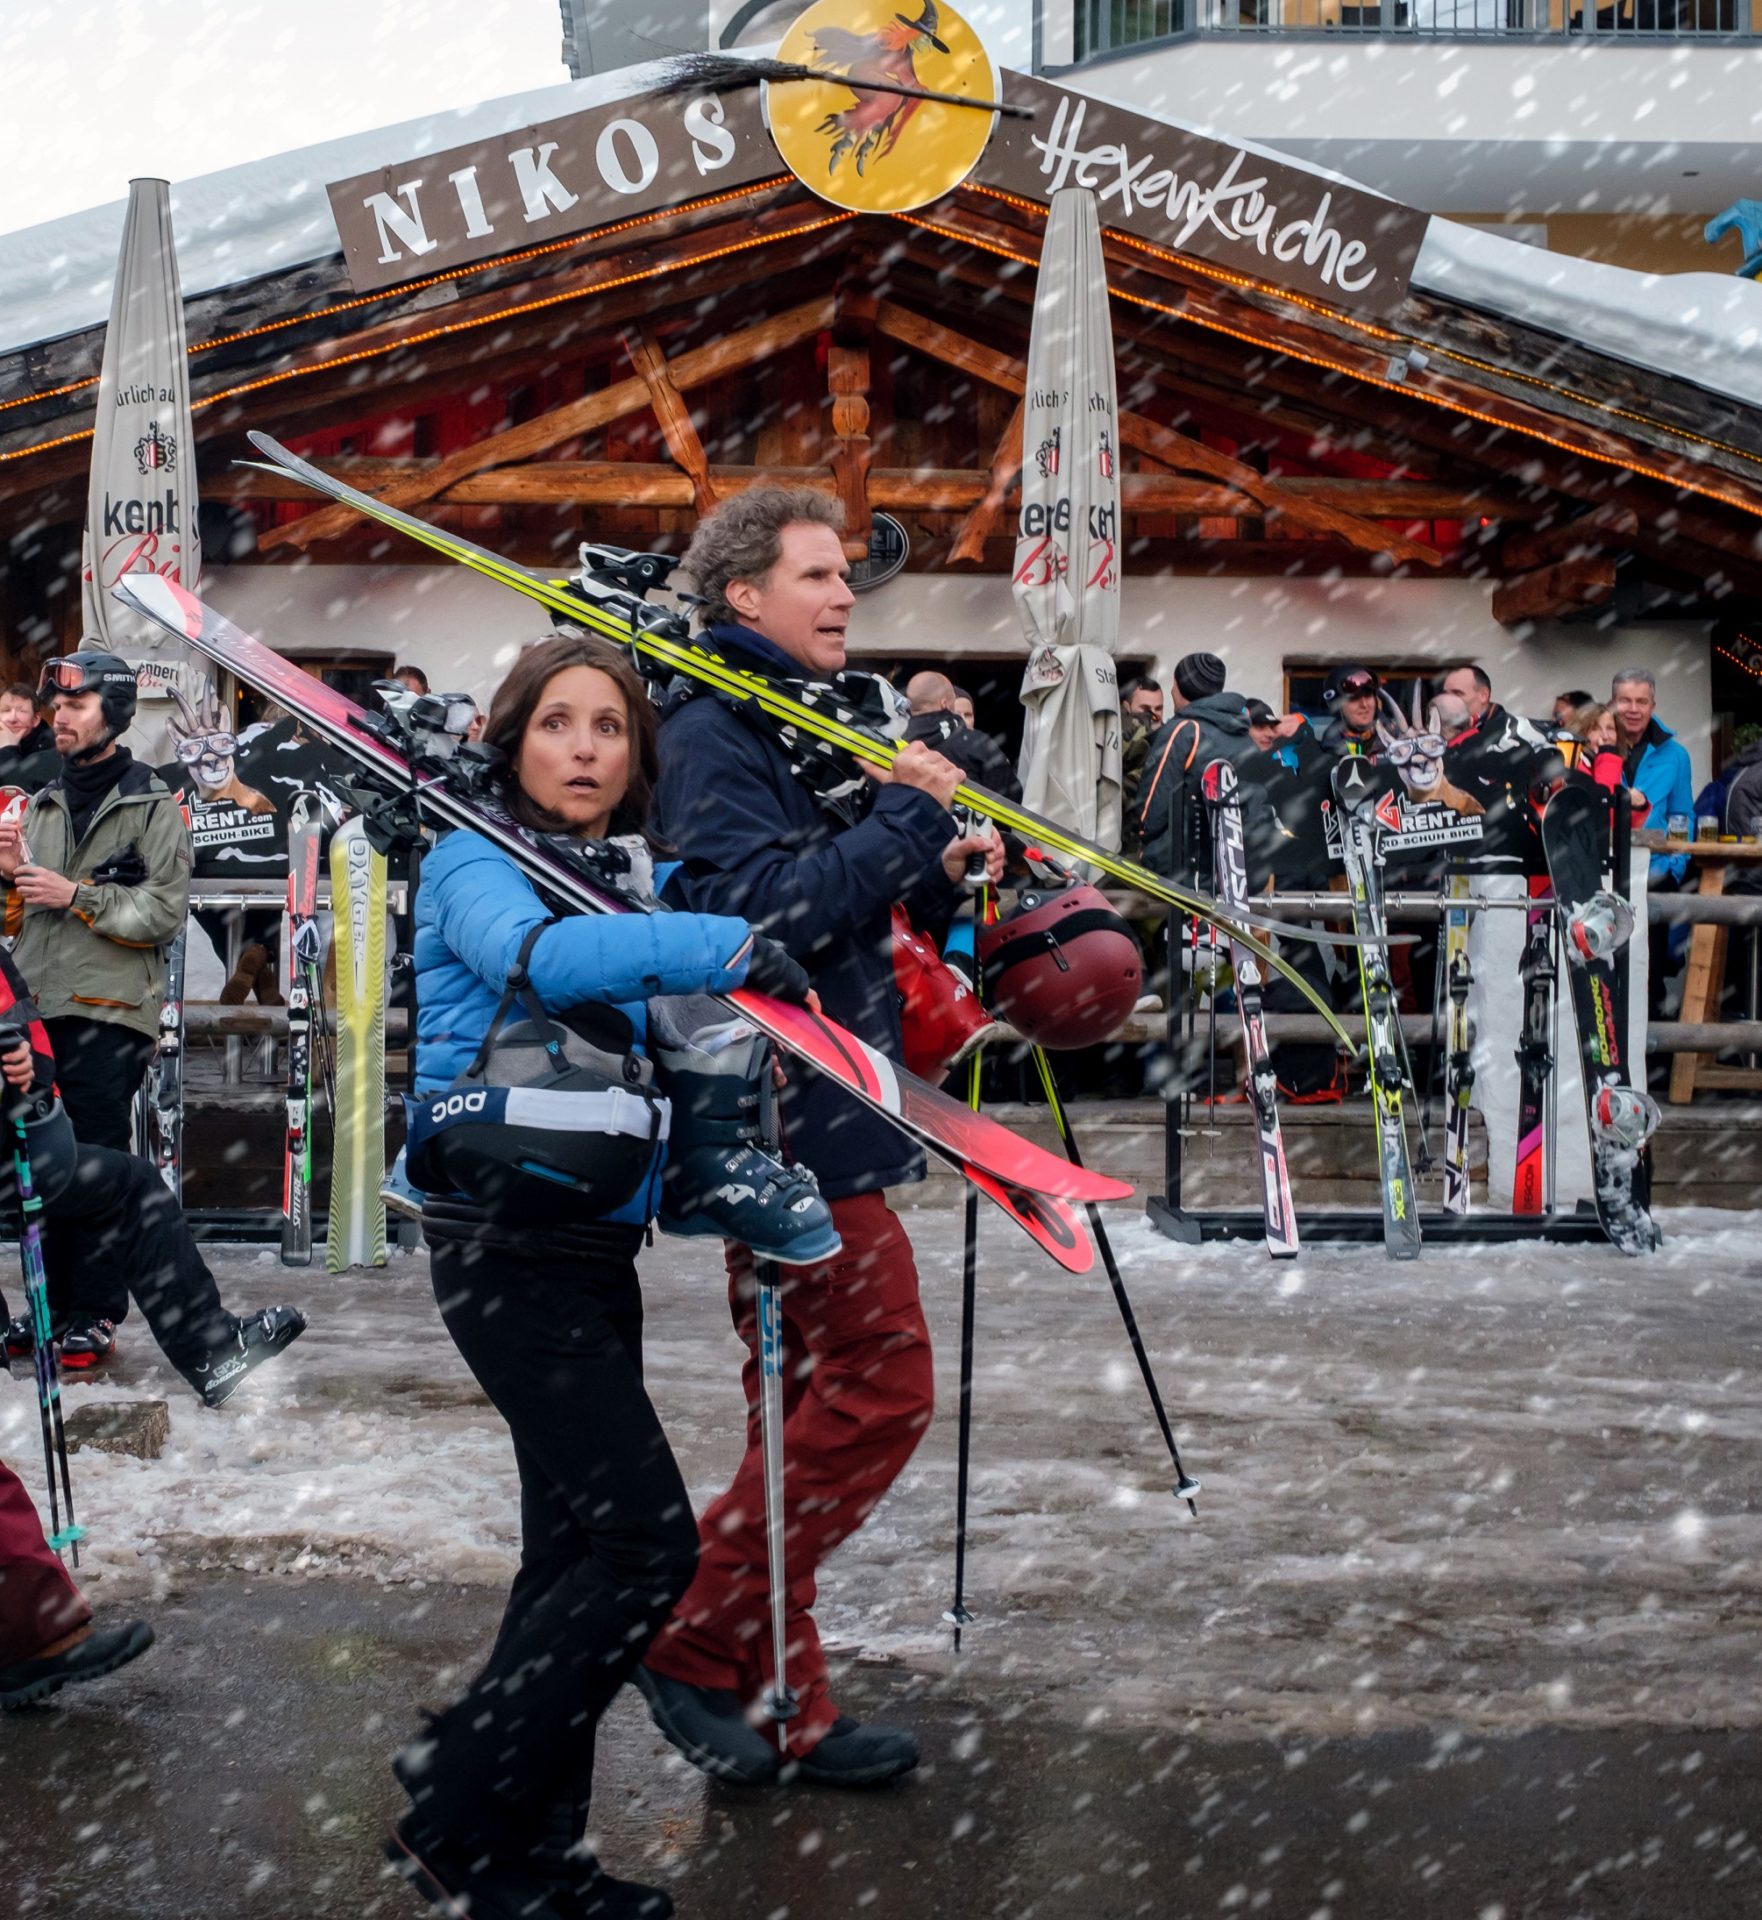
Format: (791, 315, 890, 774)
(3, 67, 1761, 758)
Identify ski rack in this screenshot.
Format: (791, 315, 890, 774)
(1146, 886, 1610, 1248)
(177, 877, 413, 1246)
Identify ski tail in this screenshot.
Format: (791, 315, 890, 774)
(326, 817, 389, 1270)
(1331, 761, 1422, 1261)
(1201, 758, 1299, 1258)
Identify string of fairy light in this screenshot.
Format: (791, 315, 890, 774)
(3, 168, 1760, 537)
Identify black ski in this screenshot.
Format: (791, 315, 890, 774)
(1439, 872, 1473, 1214)
(145, 924, 187, 1198)
(1512, 879, 1555, 1217)
(1538, 776, 1660, 1255)
(1331, 761, 1422, 1260)
(1202, 760, 1297, 1257)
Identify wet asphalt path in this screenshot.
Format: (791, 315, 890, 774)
(3, 1575, 1758, 1920)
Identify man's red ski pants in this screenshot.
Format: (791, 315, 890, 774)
(646, 1191, 934, 1752)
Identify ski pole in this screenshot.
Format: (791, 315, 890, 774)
(945, 884, 989, 1650)
(753, 1059, 798, 1743)
(1, 1068, 83, 1567)
(1030, 1046, 1200, 1516)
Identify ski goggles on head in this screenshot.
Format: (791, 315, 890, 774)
(1336, 673, 1378, 697)
(176, 731, 238, 764)
(1387, 732, 1446, 768)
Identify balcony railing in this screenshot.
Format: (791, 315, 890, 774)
(1071, 0, 1752, 55)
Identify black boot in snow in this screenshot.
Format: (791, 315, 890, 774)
(188, 1305, 307, 1408)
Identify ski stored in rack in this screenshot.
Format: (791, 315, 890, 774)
(1201, 760, 1297, 1257)
(115, 576, 1128, 1275)
(1538, 776, 1660, 1256)
(1331, 761, 1422, 1260)
(282, 792, 322, 1267)
(1512, 876, 1555, 1217)
(240, 432, 1363, 1047)
(1440, 872, 1473, 1216)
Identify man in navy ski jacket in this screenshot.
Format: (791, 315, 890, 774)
(643, 486, 1000, 1791)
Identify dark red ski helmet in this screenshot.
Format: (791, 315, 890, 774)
(977, 884, 1142, 1050)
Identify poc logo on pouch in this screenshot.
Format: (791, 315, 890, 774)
(432, 1091, 489, 1121)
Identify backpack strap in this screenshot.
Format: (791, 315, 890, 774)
(463, 920, 568, 1082)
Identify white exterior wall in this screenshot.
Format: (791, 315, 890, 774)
(206, 562, 1714, 791)
(1056, 40, 1762, 216)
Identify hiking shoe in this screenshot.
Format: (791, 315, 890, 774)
(551, 1864, 674, 1920)
(57, 1316, 116, 1370)
(0, 1619, 154, 1710)
(527, 1793, 674, 1920)
(384, 1814, 566, 1920)
(190, 1305, 308, 1408)
(630, 1664, 780, 1786)
(791, 1715, 919, 1788)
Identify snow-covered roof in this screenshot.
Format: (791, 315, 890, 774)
(1412, 218, 1762, 413)
(0, 63, 656, 352)
(3, 59, 1760, 419)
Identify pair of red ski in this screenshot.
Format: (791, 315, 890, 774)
(117, 574, 1130, 1273)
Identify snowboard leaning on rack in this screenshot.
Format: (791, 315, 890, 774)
(326, 814, 388, 1270)
(1331, 760, 1422, 1260)
(115, 574, 1131, 1277)
(1202, 759, 1297, 1257)
(1538, 775, 1661, 1256)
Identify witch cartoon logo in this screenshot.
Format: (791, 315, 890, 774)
(765, 0, 1001, 216)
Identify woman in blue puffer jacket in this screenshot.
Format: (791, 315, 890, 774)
(386, 632, 807, 1920)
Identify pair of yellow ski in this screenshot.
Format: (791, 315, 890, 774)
(243, 431, 1355, 1049)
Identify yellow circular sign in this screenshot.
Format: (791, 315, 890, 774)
(763, 0, 999, 216)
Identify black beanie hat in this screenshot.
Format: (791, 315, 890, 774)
(1173, 652, 1226, 701)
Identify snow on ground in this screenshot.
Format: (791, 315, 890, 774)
(3, 1202, 1758, 1742)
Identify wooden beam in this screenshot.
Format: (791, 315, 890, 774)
(872, 300, 1441, 569)
(949, 397, 1023, 566)
(1500, 505, 1640, 574)
(1491, 555, 1617, 626)
(828, 337, 873, 556)
(622, 322, 717, 515)
(260, 294, 836, 549)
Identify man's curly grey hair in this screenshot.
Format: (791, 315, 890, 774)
(680, 487, 845, 630)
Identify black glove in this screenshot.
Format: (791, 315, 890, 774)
(742, 933, 812, 1005)
(90, 843, 148, 887)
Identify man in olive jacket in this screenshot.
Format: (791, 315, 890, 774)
(0, 650, 191, 1364)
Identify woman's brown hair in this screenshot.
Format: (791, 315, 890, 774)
(482, 630, 660, 838)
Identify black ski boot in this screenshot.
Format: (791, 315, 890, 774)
(2, 1315, 36, 1362)
(188, 1305, 308, 1408)
(653, 1024, 839, 1266)
(57, 1315, 116, 1371)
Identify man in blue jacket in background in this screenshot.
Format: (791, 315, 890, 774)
(640, 487, 1001, 1791)
(1612, 665, 1696, 1013)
